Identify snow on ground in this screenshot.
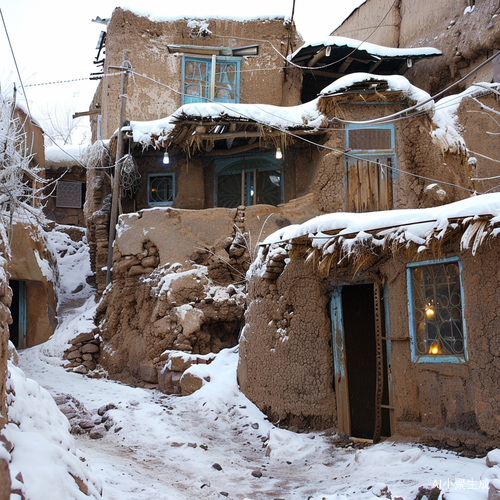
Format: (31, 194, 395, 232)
(12, 228, 500, 499)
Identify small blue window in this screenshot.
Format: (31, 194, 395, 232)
(148, 173, 175, 206)
(407, 257, 467, 363)
(182, 56, 240, 105)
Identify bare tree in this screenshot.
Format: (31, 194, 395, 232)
(0, 85, 45, 247)
(39, 101, 87, 146)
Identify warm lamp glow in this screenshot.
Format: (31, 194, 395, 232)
(425, 305, 435, 319)
(429, 343, 439, 355)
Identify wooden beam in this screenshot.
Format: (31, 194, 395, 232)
(73, 109, 101, 119)
(308, 48, 326, 67)
(339, 57, 354, 73)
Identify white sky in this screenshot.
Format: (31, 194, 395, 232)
(0, 0, 365, 142)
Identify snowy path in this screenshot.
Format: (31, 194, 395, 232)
(15, 228, 498, 500)
(19, 338, 495, 500)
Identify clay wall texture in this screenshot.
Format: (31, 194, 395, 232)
(333, 0, 500, 94)
(239, 235, 500, 443)
(93, 8, 302, 140)
(96, 198, 323, 382)
(7, 223, 57, 348)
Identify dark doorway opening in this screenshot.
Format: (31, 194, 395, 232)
(341, 284, 391, 439)
(9, 280, 26, 349)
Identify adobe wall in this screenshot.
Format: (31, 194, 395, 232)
(44, 164, 87, 227)
(239, 235, 500, 445)
(95, 8, 303, 140)
(0, 239, 11, 497)
(238, 253, 336, 430)
(457, 93, 500, 195)
(312, 99, 471, 212)
(95, 197, 322, 383)
(7, 223, 57, 348)
(333, 0, 500, 95)
(331, 0, 401, 47)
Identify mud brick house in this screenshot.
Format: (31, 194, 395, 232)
(84, 3, 500, 420)
(5, 107, 58, 350)
(88, 7, 303, 142)
(331, 0, 500, 95)
(44, 145, 87, 227)
(238, 193, 500, 448)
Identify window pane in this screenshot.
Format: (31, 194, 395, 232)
(348, 128, 392, 150)
(411, 262, 465, 358)
(56, 181, 82, 208)
(184, 60, 209, 103)
(256, 170, 281, 206)
(149, 175, 174, 204)
(217, 172, 242, 208)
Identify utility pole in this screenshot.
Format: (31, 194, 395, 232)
(106, 50, 129, 286)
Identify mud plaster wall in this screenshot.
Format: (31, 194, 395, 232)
(121, 150, 205, 212)
(7, 223, 57, 347)
(239, 236, 500, 439)
(331, 0, 401, 47)
(96, 199, 323, 382)
(309, 100, 471, 213)
(0, 242, 11, 431)
(238, 256, 336, 430)
(457, 93, 500, 195)
(94, 9, 302, 140)
(44, 165, 87, 227)
(377, 241, 500, 442)
(333, 0, 500, 95)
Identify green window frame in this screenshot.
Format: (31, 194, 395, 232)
(407, 257, 468, 363)
(214, 156, 283, 208)
(182, 55, 240, 105)
(148, 173, 175, 206)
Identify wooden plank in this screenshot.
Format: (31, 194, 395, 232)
(359, 160, 369, 213)
(331, 287, 351, 437)
(387, 158, 394, 210)
(368, 160, 379, 211)
(379, 162, 389, 211)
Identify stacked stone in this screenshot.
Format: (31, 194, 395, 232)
(63, 331, 101, 374)
(87, 208, 110, 295)
(234, 206, 245, 233)
(157, 351, 215, 395)
(262, 248, 288, 280)
(113, 241, 160, 277)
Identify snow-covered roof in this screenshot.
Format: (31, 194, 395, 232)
(290, 36, 441, 61)
(45, 144, 86, 168)
(120, 6, 289, 23)
(320, 73, 431, 103)
(127, 99, 326, 147)
(264, 193, 500, 257)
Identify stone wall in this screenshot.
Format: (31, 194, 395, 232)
(0, 238, 11, 497)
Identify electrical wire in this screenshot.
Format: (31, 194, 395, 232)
(124, 67, 477, 195)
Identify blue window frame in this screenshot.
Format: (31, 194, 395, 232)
(407, 257, 468, 363)
(148, 173, 175, 206)
(182, 56, 240, 105)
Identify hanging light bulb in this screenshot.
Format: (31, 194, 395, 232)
(276, 147, 282, 159)
(163, 151, 170, 165)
